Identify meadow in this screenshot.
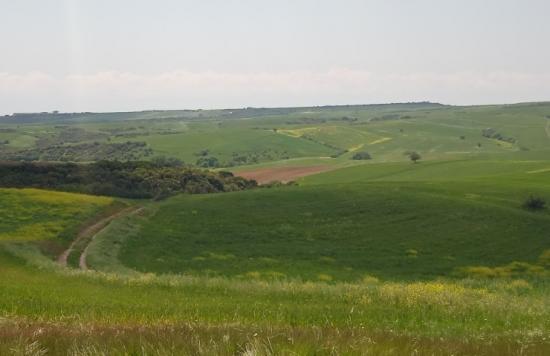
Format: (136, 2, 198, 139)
(2, 102, 550, 167)
(0, 103, 549, 354)
(116, 179, 549, 281)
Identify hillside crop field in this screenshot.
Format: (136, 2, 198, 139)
(0, 103, 549, 354)
(2, 102, 550, 168)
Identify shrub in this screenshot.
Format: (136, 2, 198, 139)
(351, 151, 372, 160)
(522, 195, 546, 211)
(195, 156, 220, 168)
(405, 151, 421, 163)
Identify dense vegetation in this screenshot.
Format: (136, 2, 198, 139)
(2, 141, 154, 162)
(0, 161, 257, 199)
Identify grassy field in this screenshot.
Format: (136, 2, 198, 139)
(0, 188, 113, 245)
(114, 164, 550, 282)
(2, 102, 550, 167)
(0, 166, 548, 353)
(1, 103, 550, 353)
(0, 238, 548, 354)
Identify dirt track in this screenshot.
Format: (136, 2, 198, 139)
(57, 206, 141, 269)
(237, 165, 331, 184)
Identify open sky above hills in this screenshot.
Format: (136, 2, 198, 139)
(2, 0, 550, 114)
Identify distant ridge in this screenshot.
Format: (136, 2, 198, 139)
(0, 102, 445, 124)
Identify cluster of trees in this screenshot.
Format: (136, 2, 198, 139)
(0, 160, 257, 200)
(193, 149, 292, 168)
(0, 141, 153, 162)
(196, 156, 220, 168)
(482, 128, 516, 143)
(351, 151, 372, 160)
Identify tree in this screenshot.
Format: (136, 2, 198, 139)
(406, 151, 421, 163)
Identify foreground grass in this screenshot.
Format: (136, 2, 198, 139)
(2, 320, 547, 355)
(0, 179, 549, 353)
(0, 246, 549, 354)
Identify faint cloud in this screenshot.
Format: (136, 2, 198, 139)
(0, 69, 549, 114)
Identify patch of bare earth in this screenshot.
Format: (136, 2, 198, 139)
(237, 165, 331, 184)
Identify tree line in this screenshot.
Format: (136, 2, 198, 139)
(0, 160, 257, 200)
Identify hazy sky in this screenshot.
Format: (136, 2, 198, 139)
(1, 0, 550, 114)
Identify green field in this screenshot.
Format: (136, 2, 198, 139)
(116, 180, 548, 281)
(2, 102, 550, 166)
(0, 188, 113, 244)
(0, 103, 550, 354)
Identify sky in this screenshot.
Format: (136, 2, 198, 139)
(1, 0, 550, 114)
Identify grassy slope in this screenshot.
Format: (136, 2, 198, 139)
(3, 102, 550, 167)
(0, 188, 112, 244)
(118, 169, 550, 281)
(1, 103, 550, 352)
(0, 168, 547, 353)
(116, 123, 338, 163)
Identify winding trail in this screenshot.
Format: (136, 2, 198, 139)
(57, 206, 142, 269)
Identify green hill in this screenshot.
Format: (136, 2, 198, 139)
(2, 102, 550, 166)
(1, 102, 550, 353)
(0, 187, 548, 354)
(115, 178, 549, 281)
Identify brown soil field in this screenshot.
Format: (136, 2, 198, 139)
(237, 165, 331, 184)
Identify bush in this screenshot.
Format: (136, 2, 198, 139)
(351, 151, 372, 160)
(522, 195, 546, 211)
(405, 151, 421, 163)
(196, 156, 220, 168)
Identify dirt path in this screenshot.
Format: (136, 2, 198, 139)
(57, 206, 142, 269)
(79, 206, 144, 270)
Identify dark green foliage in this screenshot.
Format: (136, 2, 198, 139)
(226, 150, 291, 167)
(405, 151, 421, 163)
(351, 151, 372, 160)
(481, 128, 516, 143)
(261, 180, 298, 188)
(150, 156, 184, 167)
(1, 141, 153, 162)
(194, 149, 210, 157)
(523, 195, 546, 211)
(196, 156, 220, 168)
(0, 161, 256, 199)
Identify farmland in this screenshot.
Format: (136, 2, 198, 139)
(2, 102, 550, 168)
(0, 103, 549, 354)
